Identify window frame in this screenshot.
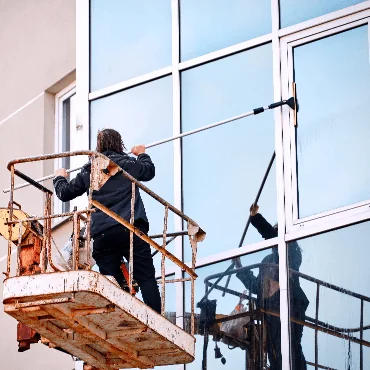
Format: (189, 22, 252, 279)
(54, 81, 76, 217)
(280, 13, 370, 236)
(78, 1, 370, 369)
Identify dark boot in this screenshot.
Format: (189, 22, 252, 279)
(139, 278, 161, 314)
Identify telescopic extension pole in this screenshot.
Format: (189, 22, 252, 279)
(197, 151, 276, 303)
(221, 151, 275, 296)
(3, 97, 295, 194)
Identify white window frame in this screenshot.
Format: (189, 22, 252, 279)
(281, 11, 370, 237)
(54, 81, 77, 217)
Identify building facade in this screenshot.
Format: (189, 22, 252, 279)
(1, 1, 370, 369)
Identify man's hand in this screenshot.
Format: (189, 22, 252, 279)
(234, 257, 242, 268)
(131, 144, 146, 156)
(54, 168, 68, 178)
(250, 203, 259, 216)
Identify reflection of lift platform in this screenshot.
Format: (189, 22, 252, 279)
(4, 271, 194, 369)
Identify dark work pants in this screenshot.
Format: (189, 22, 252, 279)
(266, 315, 307, 370)
(92, 222, 161, 314)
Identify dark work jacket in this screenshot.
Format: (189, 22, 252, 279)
(53, 151, 155, 238)
(237, 214, 309, 319)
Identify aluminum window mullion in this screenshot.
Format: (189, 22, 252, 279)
(76, 0, 90, 151)
(285, 208, 370, 242)
(280, 40, 294, 233)
(272, 0, 291, 366)
(171, 5, 185, 367)
(89, 66, 172, 101)
(189, 237, 279, 270)
(178, 33, 273, 71)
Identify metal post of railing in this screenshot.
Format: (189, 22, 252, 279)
(129, 183, 136, 294)
(360, 299, 364, 370)
(45, 193, 60, 272)
(86, 154, 94, 269)
(315, 283, 320, 370)
(6, 165, 15, 277)
(189, 227, 198, 336)
(16, 222, 22, 277)
(72, 211, 80, 271)
(161, 206, 168, 315)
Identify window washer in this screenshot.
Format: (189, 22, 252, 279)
(53, 128, 161, 314)
(235, 204, 309, 370)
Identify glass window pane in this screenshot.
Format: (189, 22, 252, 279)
(182, 45, 275, 261)
(180, 0, 272, 61)
(280, 0, 366, 28)
(185, 248, 280, 369)
(90, 77, 174, 275)
(288, 221, 370, 370)
(90, 0, 172, 91)
(294, 26, 370, 218)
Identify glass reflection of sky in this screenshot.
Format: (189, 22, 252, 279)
(280, 0, 366, 28)
(295, 25, 370, 218)
(180, 0, 271, 61)
(90, 0, 171, 91)
(289, 221, 370, 369)
(182, 44, 276, 261)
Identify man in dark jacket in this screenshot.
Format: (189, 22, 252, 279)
(236, 204, 308, 369)
(53, 129, 161, 313)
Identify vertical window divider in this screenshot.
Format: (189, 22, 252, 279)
(171, 1, 185, 354)
(272, 0, 291, 368)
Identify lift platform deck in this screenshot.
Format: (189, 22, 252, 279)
(3, 271, 194, 369)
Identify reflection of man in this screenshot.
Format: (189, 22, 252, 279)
(236, 204, 309, 370)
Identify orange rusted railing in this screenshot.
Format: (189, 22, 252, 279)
(4, 150, 206, 336)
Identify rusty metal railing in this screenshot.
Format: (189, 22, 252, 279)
(4, 150, 205, 335)
(203, 263, 370, 369)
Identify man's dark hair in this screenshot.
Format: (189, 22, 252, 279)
(96, 129, 126, 153)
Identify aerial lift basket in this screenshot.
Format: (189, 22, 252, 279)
(1, 151, 206, 369)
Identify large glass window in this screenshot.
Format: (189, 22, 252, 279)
(288, 221, 370, 369)
(280, 0, 366, 28)
(90, 0, 172, 91)
(293, 25, 370, 218)
(90, 77, 174, 274)
(182, 45, 275, 261)
(54, 85, 87, 216)
(185, 248, 280, 369)
(180, 0, 271, 61)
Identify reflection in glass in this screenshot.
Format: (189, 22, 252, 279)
(90, 0, 171, 91)
(280, 0, 366, 28)
(288, 221, 370, 369)
(180, 0, 271, 61)
(182, 45, 275, 261)
(294, 26, 370, 218)
(90, 77, 174, 275)
(185, 248, 282, 369)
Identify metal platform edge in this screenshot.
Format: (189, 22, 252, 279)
(3, 271, 195, 357)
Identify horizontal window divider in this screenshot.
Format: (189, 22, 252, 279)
(278, 2, 370, 39)
(294, 200, 370, 225)
(89, 66, 173, 101)
(185, 237, 278, 270)
(285, 207, 370, 242)
(179, 33, 273, 71)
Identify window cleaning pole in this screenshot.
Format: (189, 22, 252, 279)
(3, 97, 295, 194)
(197, 151, 276, 303)
(221, 151, 275, 296)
